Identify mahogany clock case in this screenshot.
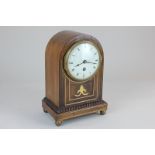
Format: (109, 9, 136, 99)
(42, 31, 108, 126)
(1, 27, 155, 129)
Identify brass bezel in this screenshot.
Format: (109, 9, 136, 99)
(64, 40, 102, 82)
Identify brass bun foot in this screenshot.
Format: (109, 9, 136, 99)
(55, 120, 63, 126)
(43, 108, 48, 113)
(100, 110, 106, 115)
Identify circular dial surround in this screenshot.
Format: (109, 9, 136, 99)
(64, 41, 101, 81)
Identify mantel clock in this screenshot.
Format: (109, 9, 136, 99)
(42, 31, 108, 126)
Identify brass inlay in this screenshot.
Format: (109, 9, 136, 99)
(69, 77, 95, 101)
(64, 76, 98, 105)
(75, 85, 89, 97)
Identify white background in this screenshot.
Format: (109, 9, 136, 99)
(0, 26, 155, 128)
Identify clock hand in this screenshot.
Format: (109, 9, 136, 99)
(74, 60, 97, 67)
(85, 60, 97, 64)
(74, 60, 87, 67)
(74, 61, 84, 67)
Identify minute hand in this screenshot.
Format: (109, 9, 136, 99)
(85, 61, 97, 64)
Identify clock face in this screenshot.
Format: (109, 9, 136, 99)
(64, 41, 101, 81)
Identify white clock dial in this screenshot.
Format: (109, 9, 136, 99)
(65, 41, 101, 81)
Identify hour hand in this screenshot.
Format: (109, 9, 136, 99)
(74, 62, 83, 67)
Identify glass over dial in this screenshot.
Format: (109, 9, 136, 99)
(64, 41, 101, 81)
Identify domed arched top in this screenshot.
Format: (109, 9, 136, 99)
(46, 31, 104, 60)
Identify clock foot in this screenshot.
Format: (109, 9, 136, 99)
(100, 110, 106, 115)
(55, 120, 63, 126)
(43, 107, 48, 113)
